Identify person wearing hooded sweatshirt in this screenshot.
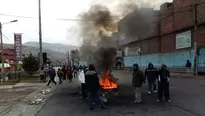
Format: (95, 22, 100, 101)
(47, 66, 57, 86)
(78, 66, 87, 99)
(157, 64, 171, 103)
(132, 64, 145, 104)
(145, 63, 158, 94)
(85, 64, 106, 110)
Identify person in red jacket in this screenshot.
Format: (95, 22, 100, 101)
(67, 66, 73, 82)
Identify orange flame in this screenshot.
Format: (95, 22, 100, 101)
(99, 70, 118, 90)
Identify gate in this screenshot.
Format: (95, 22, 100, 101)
(197, 48, 205, 75)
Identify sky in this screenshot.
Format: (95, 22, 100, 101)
(0, 0, 172, 46)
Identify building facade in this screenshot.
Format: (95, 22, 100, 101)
(0, 48, 15, 62)
(115, 0, 205, 73)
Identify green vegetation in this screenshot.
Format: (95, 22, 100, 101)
(22, 53, 39, 75)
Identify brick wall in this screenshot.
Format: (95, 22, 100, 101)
(149, 37, 160, 53)
(161, 34, 175, 53)
(173, 0, 192, 10)
(198, 1, 205, 24)
(160, 15, 173, 35)
(197, 26, 205, 47)
(140, 40, 149, 54)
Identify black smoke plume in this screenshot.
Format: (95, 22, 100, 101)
(78, 1, 154, 72)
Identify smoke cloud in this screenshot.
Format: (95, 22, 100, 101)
(78, 0, 155, 72)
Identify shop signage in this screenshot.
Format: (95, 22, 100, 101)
(14, 33, 22, 61)
(176, 30, 191, 49)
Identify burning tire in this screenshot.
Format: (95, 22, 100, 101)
(99, 70, 119, 104)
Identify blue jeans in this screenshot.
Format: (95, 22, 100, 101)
(87, 90, 103, 108)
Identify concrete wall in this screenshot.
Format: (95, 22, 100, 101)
(123, 49, 195, 68)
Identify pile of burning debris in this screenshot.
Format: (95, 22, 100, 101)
(99, 70, 119, 103)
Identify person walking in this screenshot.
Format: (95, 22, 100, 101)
(78, 66, 87, 99)
(73, 66, 78, 78)
(132, 64, 145, 104)
(157, 64, 171, 103)
(39, 66, 45, 83)
(47, 66, 57, 86)
(67, 66, 73, 82)
(62, 65, 67, 80)
(145, 63, 158, 94)
(57, 68, 63, 84)
(85, 64, 106, 110)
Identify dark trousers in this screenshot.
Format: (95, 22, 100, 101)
(68, 75, 73, 82)
(40, 75, 44, 81)
(148, 80, 156, 92)
(63, 74, 66, 80)
(81, 83, 87, 98)
(59, 76, 63, 84)
(74, 71, 77, 78)
(47, 77, 57, 85)
(158, 81, 170, 100)
(87, 90, 103, 108)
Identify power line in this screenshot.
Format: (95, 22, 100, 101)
(2, 33, 13, 43)
(1, 2, 204, 22)
(0, 13, 38, 19)
(0, 6, 194, 22)
(0, 4, 193, 22)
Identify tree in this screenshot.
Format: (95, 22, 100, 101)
(22, 53, 39, 75)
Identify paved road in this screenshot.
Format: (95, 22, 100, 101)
(36, 71, 205, 116)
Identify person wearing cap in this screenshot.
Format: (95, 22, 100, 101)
(157, 64, 171, 103)
(145, 63, 158, 94)
(132, 63, 145, 104)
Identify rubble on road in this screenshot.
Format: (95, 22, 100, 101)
(27, 89, 51, 105)
(27, 98, 45, 105)
(39, 89, 51, 94)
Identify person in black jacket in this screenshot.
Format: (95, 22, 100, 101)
(85, 64, 106, 110)
(132, 64, 145, 104)
(185, 60, 192, 75)
(145, 63, 158, 94)
(157, 64, 171, 103)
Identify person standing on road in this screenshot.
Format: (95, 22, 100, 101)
(57, 68, 63, 84)
(186, 60, 192, 76)
(157, 64, 171, 103)
(73, 66, 78, 78)
(62, 65, 67, 80)
(85, 64, 106, 110)
(132, 64, 145, 104)
(47, 66, 57, 86)
(145, 63, 158, 94)
(67, 66, 73, 82)
(39, 66, 45, 83)
(78, 66, 87, 99)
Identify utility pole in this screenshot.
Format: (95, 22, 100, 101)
(38, 0, 43, 68)
(0, 20, 17, 82)
(0, 22, 5, 82)
(193, 0, 198, 76)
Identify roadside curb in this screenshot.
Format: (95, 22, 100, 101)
(0, 85, 14, 90)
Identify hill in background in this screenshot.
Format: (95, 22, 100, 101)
(24, 41, 79, 54)
(3, 42, 78, 64)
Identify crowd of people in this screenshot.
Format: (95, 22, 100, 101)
(39, 63, 173, 110)
(39, 64, 106, 110)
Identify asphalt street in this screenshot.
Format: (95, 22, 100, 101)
(36, 71, 205, 116)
